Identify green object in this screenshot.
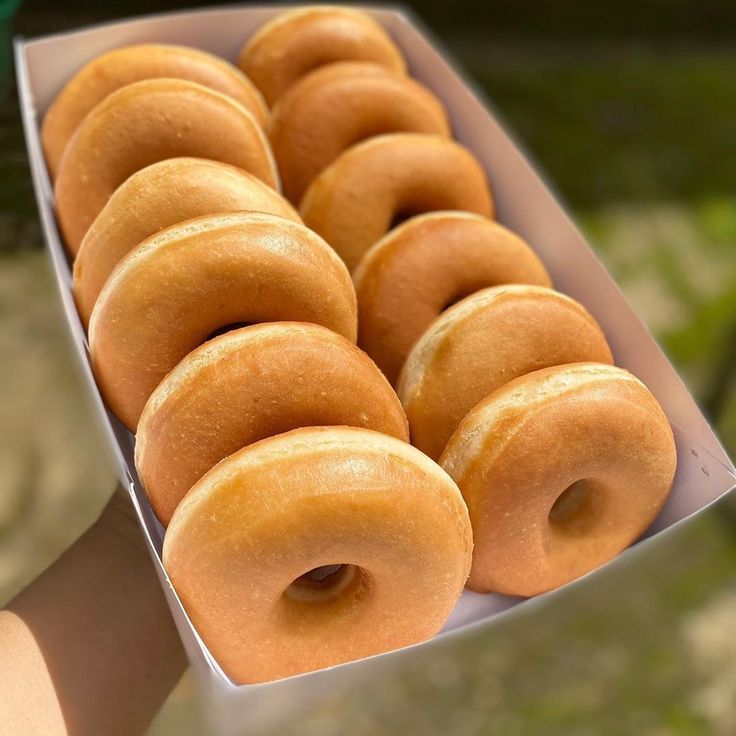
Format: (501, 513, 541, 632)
(0, 0, 22, 21)
(0, 0, 22, 97)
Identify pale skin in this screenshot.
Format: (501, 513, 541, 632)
(0, 485, 187, 735)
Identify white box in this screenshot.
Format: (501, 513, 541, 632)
(14, 5, 736, 734)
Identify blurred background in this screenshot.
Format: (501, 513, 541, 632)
(1, 1, 736, 734)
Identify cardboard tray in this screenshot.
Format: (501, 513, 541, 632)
(14, 5, 736, 734)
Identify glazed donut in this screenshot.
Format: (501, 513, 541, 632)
(136, 322, 409, 525)
(440, 363, 677, 596)
(398, 285, 614, 460)
(238, 6, 406, 106)
(41, 43, 269, 179)
(73, 158, 299, 328)
(301, 134, 494, 271)
(89, 212, 356, 431)
(164, 426, 472, 683)
(55, 78, 279, 254)
(270, 62, 450, 203)
(354, 212, 552, 384)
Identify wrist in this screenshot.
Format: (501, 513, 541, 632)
(94, 483, 149, 558)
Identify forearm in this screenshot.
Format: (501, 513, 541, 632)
(0, 488, 186, 736)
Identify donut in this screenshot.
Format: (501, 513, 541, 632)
(41, 43, 269, 179)
(238, 6, 406, 106)
(440, 363, 677, 596)
(55, 78, 279, 254)
(398, 285, 614, 460)
(163, 426, 472, 683)
(270, 62, 450, 203)
(354, 212, 552, 385)
(136, 322, 409, 525)
(300, 134, 494, 271)
(72, 158, 299, 328)
(89, 212, 356, 431)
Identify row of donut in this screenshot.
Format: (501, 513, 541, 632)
(43, 7, 482, 684)
(42, 6, 678, 685)
(45, 5, 487, 265)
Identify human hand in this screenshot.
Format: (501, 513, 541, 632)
(0, 483, 187, 735)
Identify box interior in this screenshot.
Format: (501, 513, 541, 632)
(14, 3, 736, 717)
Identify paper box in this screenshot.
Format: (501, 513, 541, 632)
(14, 5, 736, 734)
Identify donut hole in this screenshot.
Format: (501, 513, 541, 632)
(205, 322, 252, 341)
(440, 285, 487, 313)
(442, 293, 469, 311)
(440, 279, 512, 314)
(549, 480, 604, 537)
(285, 563, 364, 604)
(389, 207, 424, 231)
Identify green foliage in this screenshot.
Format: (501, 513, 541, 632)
(463, 44, 736, 209)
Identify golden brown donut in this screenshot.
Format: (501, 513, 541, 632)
(441, 363, 677, 596)
(41, 43, 269, 179)
(72, 158, 299, 328)
(354, 212, 552, 384)
(398, 285, 614, 460)
(300, 134, 494, 271)
(238, 6, 406, 106)
(89, 212, 356, 431)
(136, 322, 409, 526)
(55, 78, 279, 254)
(164, 426, 472, 683)
(270, 62, 450, 203)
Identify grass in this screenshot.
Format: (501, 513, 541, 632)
(457, 41, 736, 209)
